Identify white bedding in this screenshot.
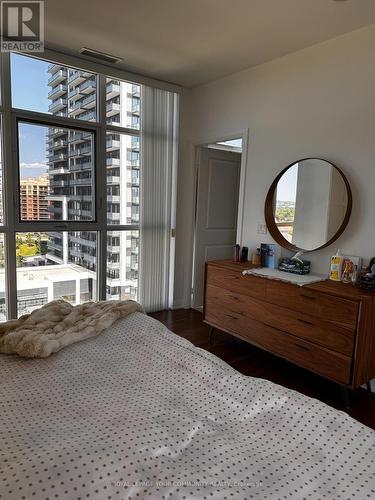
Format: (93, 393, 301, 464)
(1, 312, 374, 500)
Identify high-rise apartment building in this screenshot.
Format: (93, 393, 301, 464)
(20, 175, 49, 220)
(46, 65, 140, 300)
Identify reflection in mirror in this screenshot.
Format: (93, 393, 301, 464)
(274, 159, 348, 251)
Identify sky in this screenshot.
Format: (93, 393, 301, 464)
(276, 163, 298, 203)
(12, 53, 50, 180)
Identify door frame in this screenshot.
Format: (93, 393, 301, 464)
(190, 129, 249, 309)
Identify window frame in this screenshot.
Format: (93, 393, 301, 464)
(0, 50, 158, 319)
(15, 116, 99, 224)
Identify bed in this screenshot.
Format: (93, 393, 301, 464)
(1, 312, 374, 499)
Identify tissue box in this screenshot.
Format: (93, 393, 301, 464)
(278, 257, 311, 275)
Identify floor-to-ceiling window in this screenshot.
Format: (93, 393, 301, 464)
(0, 51, 178, 319)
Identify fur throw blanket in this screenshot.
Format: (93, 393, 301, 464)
(0, 299, 144, 358)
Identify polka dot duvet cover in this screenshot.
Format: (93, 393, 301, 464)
(1, 312, 374, 500)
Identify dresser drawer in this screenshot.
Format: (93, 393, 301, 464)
(204, 305, 352, 384)
(261, 324, 352, 384)
(266, 281, 359, 331)
(206, 265, 266, 300)
(264, 303, 355, 356)
(205, 301, 263, 341)
(205, 284, 265, 323)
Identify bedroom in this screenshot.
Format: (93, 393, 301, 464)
(1, 0, 375, 499)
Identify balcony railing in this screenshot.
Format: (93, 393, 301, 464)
(77, 111, 95, 122)
(48, 84, 67, 99)
(106, 102, 120, 116)
(70, 194, 92, 202)
(74, 177, 92, 185)
(50, 128, 67, 138)
(106, 158, 120, 167)
(70, 145, 92, 157)
(51, 138, 67, 149)
(131, 138, 139, 149)
(69, 208, 92, 218)
(69, 161, 92, 172)
(48, 98, 67, 113)
(49, 153, 67, 162)
(106, 139, 120, 151)
(70, 93, 96, 114)
(107, 212, 120, 222)
(107, 244, 120, 253)
(132, 102, 140, 114)
(48, 63, 63, 74)
(106, 82, 120, 99)
(69, 70, 93, 86)
(107, 176, 120, 184)
(68, 131, 92, 144)
(48, 70, 67, 86)
(69, 235, 96, 247)
(49, 168, 70, 177)
(107, 195, 120, 203)
(132, 85, 140, 97)
(49, 179, 69, 187)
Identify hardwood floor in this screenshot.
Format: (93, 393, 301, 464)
(150, 308, 375, 429)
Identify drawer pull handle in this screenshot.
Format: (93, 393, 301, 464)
(294, 343, 310, 351)
(301, 294, 316, 301)
(297, 318, 314, 326)
(226, 314, 238, 320)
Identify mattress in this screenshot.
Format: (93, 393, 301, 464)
(1, 312, 374, 499)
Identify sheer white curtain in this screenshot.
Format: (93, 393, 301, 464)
(139, 87, 179, 312)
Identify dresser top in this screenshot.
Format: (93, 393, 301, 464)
(206, 260, 375, 300)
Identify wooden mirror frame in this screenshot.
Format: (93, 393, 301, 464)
(264, 158, 352, 252)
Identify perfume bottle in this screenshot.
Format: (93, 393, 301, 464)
(240, 246, 248, 263)
(234, 244, 240, 262)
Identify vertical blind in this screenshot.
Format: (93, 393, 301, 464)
(140, 87, 179, 312)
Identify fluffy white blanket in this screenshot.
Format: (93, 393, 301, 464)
(0, 299, 143, 358)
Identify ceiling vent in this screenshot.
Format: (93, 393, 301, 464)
(79, 47, 123, 64)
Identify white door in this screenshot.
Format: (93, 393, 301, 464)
(193, 147, 241, 309)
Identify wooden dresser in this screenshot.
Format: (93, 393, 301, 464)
(204, 260, 375, 389)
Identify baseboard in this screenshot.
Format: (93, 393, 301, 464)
(171, 300, 187, 310)
(192, 305, 203, 313)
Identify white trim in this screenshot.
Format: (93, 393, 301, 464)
(207, 144, 242, 153)
(168, 94, 180, 309)
(237, 130, 249, 245)
(187, 129, 249, 309)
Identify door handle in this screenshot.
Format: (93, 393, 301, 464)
(297, 318, 314, 326)
(294, 343, 310, 351)
(226, 314, 238, 321)
(300, 294, 316, 301)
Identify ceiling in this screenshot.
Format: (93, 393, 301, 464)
(45, 0, 375, 87)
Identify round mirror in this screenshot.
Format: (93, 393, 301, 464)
(265, 158, 352, 252)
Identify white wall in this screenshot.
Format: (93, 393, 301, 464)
(174, 23, 375, 307)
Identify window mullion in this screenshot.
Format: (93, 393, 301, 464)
(105, 124, 140, 137)
(1, 52, 17, 318)
(97, 74, 107, 301)
(11, 108, 101, 132)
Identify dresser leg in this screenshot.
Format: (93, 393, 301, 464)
(208, 326, 215, 345)
(366, 381, 372, 393)
(341, 386, 350, 409)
